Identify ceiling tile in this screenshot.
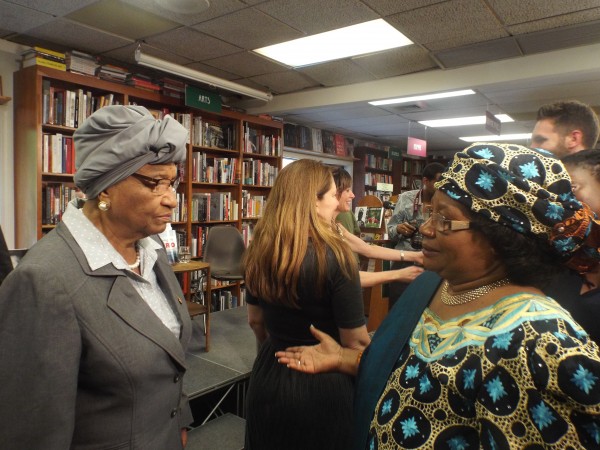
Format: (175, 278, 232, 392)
(121, 0, 246, 25)
(352, 45, 437, 78)
(204, 51, 287, 78)
(186, 62, 240, 81)
(5, 0, 99, 16)
(507, 9, 600, 34)
(435, 37, 522, 68)
(145, 28, 242, 61)
(256, 0, 378, 34)
(66, 0, 180, 40)
(290, 105, 391, 122)
(386, 0, 508, 51)
(487, 0, 600, 25)
(194, 8, 304, 49)
(0, 1, 55, 34)
(248, 71, 320, 94)
(298, 59, 376, 86)
(13, 18, 133, 54)
(360, 0, 446, 16)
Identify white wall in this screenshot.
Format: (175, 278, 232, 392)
(0, 39, 27, 248)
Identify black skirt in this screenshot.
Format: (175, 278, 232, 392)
(245, 338, 355, 450)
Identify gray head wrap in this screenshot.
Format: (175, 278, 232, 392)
(73, 105, 188, 199)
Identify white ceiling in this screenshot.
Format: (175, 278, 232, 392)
(2, 0, 600, 154)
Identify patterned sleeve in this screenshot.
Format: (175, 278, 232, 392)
(387, 192, 413, 242)
(474, 318, 600, 448)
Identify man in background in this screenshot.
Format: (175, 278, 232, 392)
(531, 100, 599, 159)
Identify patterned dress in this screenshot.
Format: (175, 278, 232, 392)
(368, 293, 600, 449)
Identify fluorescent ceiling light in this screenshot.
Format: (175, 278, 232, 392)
(254, 19, 412, 67)
(369, 89, 475, 106)
(135, 48, 273, 102)
(460, 133, 532, 143)
(419, 114, 513, 127)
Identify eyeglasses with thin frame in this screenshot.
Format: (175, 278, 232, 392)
(130, 172, 180, 195)
(422, 209, 470, 232)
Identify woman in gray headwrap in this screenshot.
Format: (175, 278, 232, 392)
(276, 143, 600, 449)
(0, 105, 194, 449)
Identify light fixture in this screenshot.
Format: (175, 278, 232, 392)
(419, 114, 513, 127)
(459, 133, 532, 143)
(135, 48, 273, 102)
(254, 19, 412, 67)
(153, 0, 210, 14)
(369, 89, 475, 106)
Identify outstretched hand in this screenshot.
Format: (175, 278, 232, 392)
(275, 325, 342, 374)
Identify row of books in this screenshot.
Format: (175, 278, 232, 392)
(241, 159, 278, 187)
(283, 123, 354, 156)
(190, 192, 238, 222)
(192, 116, 237, 150)
(42, 184, 78, 225)
(241, 191, 265, 218)
(42, 133, 75, 174)
(170, 192, 187, 223)
(364, 172, 393, 186)
(364, 155, 393, 171)
(42, 81, 117, 127)
(244, 124, 282, 156)
(402, 159, 426, 174)
(241, 222, 255, 247)
(191, 153, 238, 184)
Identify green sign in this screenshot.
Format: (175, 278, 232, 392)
(389, 147, 403, 161)
(185, 85, 222, 113)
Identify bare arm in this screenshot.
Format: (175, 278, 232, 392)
(247, 304, 268, 345)
(359, 265, 424, 287)
(341, 227, 423, 263)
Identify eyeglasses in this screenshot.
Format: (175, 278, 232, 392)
(423, 210, 470, 232)
(130, 173, 180, 195)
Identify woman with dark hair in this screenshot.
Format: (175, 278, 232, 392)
(243, 159, 370, 450)
(277, 143, 600, 449)
(331, 167, 423, 287)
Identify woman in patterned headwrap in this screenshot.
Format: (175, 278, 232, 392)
(276, 143, 600, 449)
(0, 105, 194, 449)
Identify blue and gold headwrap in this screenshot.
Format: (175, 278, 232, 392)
(436, 143, 600, 272)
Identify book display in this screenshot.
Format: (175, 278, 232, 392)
(13, 64, 282, 314)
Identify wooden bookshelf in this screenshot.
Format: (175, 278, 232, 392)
(352, 146, 394, 207)
(13, 65, 282, 313)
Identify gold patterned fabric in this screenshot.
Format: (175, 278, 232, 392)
(368, 293, 600, 449)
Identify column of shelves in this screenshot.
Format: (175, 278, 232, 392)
(397, 157, 426, 193)
(352, 146, 393, 208)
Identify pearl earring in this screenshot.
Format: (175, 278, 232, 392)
(98, 200, 110, 211)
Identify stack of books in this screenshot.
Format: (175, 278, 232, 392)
(126, 74, 161, 92)
(65, 50, 98, 76)
(21, 46, 66, 71)
(96, 64, 129, 83)
(160, 77, 185, 99)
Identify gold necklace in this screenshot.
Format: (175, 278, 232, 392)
(440, 278, 510, 306)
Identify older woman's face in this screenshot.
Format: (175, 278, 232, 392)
(420, 191, 499, 284)
(105, 163, 178, 239)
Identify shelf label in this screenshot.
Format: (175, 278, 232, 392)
(389, 147, 402, 161)
(185, 86, 222, 113)
(376, 182, 393, 192)
(407, 137, 427, 157)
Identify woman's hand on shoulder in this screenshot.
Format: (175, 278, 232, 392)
(394, 265, 424, 283)
(275, 325, 342, 374)
(404, 250, 424, 266)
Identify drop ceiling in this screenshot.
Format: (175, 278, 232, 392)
(2, 0, 600, 155)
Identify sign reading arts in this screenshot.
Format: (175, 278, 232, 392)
(407, 137, 427, 157)
(185, 85, 222, 113)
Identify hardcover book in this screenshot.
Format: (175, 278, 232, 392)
(364, 207, 384, 229)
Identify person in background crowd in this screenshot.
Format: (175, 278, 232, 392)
(531, 100, 599, 159)
(0, 226, 12, 285)
(386, 162, 445, 306)
(243, 159, 370, 450)
(544, 149, 600, 344)
(0, 105, 193, 449)
(277, 143, 600, 450)
(331, 167, 423, 288)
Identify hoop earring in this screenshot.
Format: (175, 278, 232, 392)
(98, 200, 110, 211)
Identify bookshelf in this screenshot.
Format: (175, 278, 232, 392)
(352, 146, 393, 207)
(393, 156, 426, 193)
(13, 65, 282, 313)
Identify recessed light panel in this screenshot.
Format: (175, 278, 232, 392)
(419, 114, 513, 127)
(369, 89, 475, 106)
(460, 133, 532, 142)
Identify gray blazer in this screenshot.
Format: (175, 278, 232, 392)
(0, 222, 193, 449)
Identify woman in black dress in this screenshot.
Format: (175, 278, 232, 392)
(244, 159, 370, 450)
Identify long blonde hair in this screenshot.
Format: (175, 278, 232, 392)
(243, 159, 358, 307)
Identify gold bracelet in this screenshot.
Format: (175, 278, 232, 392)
(356, 350, 364, 367)
(400, 251, 405, 262)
